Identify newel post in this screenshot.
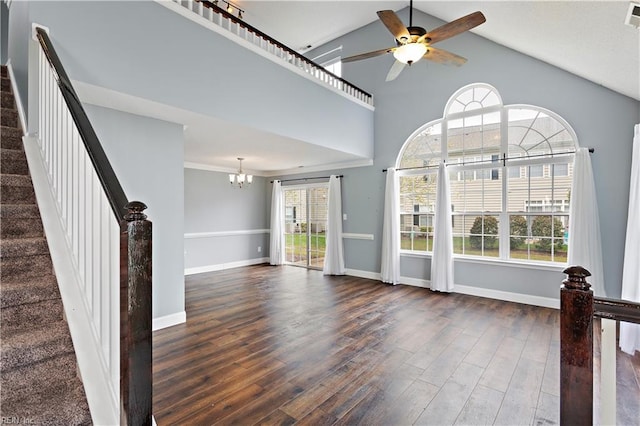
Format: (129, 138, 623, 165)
(120, 201, 152, 426)
(560, 265, 594, 426)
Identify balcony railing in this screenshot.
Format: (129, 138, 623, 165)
(165, 0, 374, 106)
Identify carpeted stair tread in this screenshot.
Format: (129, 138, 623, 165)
(0, 174, 36, 203)
(1, 320, 74, 371)
(1, 91, 15, 109)
(0, 274, 60, 309)
(0, 236, 49, 258)
(0, 298, 65, 334)
(1, 77, 10, 92)
(1, 126, 23, 150)
(1, 107, 19, 128)
(0, 353, 92, 425)
(1, 204, 44, 239)
(1, 65, 7, 78)
(1, 254, 53, 281)
(1, 148, 29, 175)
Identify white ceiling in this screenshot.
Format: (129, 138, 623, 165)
(80, 1, 640, 175)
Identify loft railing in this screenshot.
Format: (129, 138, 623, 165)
(34, 27, 152, 425)
(168, 0, 374, 106)
(560, 266, 640, 425)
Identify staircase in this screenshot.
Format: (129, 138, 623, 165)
(0, 65, 91, 424)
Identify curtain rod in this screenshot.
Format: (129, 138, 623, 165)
(382, 148, 594, 172)
(270, 175, 343, 183)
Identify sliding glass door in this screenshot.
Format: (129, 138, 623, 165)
(283, 185, 328, 269)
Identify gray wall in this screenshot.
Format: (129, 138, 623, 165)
(84, 105, 185, 320)
(1, 2, 8, 64)
(7, 0, 373, 159)
(304, 7, 640, 299)
(184, 168, 270, 270)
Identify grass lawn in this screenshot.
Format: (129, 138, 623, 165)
(285, 233, 326, 263)
(401, 236, 567, 263)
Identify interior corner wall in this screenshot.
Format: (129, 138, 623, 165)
(83, 104, 185, 320)
(307, 7, 640, 299)
(184, 168, 270, 272)
(1, 2, 8, 65)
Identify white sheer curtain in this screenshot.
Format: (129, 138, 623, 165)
(381, 168, 400, 285)
(323, 175, 345, 275)
(431, 162, 454, 292)
(568, 147, 605, 296)
(269, 180, 285, 265)
(620, 124, 640, 355)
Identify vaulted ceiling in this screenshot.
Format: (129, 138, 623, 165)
(244, 0, 639, 101)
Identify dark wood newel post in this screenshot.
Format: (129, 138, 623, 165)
(120, 201, 152, 426)
(560, 265, 594, 426)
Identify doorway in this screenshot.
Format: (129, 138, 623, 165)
(283, 185, 328, 269)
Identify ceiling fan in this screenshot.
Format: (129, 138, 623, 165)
(342, 1, 486, 81)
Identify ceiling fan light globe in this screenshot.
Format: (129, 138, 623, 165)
(393, 43, 427, 65)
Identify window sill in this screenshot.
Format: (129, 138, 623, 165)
(399, 250, 567, 273)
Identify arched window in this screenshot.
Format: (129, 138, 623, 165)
(397, 83, 578, 263)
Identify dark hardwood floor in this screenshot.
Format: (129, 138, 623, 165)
(152, 264, 640, 425)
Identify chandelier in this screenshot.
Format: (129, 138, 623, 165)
(229, 157, 253, 188)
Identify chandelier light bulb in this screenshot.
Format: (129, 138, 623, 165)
(393, 43, 427, 65)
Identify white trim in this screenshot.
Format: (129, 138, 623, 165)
(263, 159, 374, 177)
(6, 60, 28, 133)
(453, 284, 559, 309)
(345, 268, 381, 281)
(23, 135, 118, 425)
(395, 274, 559, 309)
(31, 23, 49, 41)
(184, 158, 374, 177)
(184, 229, 270, 239)
(399, 251, 566, 273)
(155, 0, 374, 111)
(152, 311, 186, 331)
(185, 257, 269, 275)
(183, 161, 259, 175)
(342, 233, 374, 240)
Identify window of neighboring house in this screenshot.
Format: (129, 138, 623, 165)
(397, 83, 578, 264)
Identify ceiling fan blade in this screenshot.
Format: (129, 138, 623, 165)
(423, 46, 467, 66)
(423, 11, 486, 45)
(377, 10, 411, 43)
(385, 60, 406, 81)
(342, 47, 395, 63)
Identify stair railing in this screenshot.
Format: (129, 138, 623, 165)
(560, 265, 640, 425)
(34, 27, 152, 425)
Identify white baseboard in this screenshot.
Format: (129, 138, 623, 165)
(454, 284, 559, 309)
(344, 270, 558, 309)
(153, 311, 186, 331)
(345, 268, 381, 281)
(185, 257, 269, 276)
(395, 276, 559, 309)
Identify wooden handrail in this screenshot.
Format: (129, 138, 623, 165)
(594, 296, 640, 324)
(35, 27, 129, 221)
(197, 0, 372, 100)
(559, 265, 640, 426)
(35, 27, 152, 425)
